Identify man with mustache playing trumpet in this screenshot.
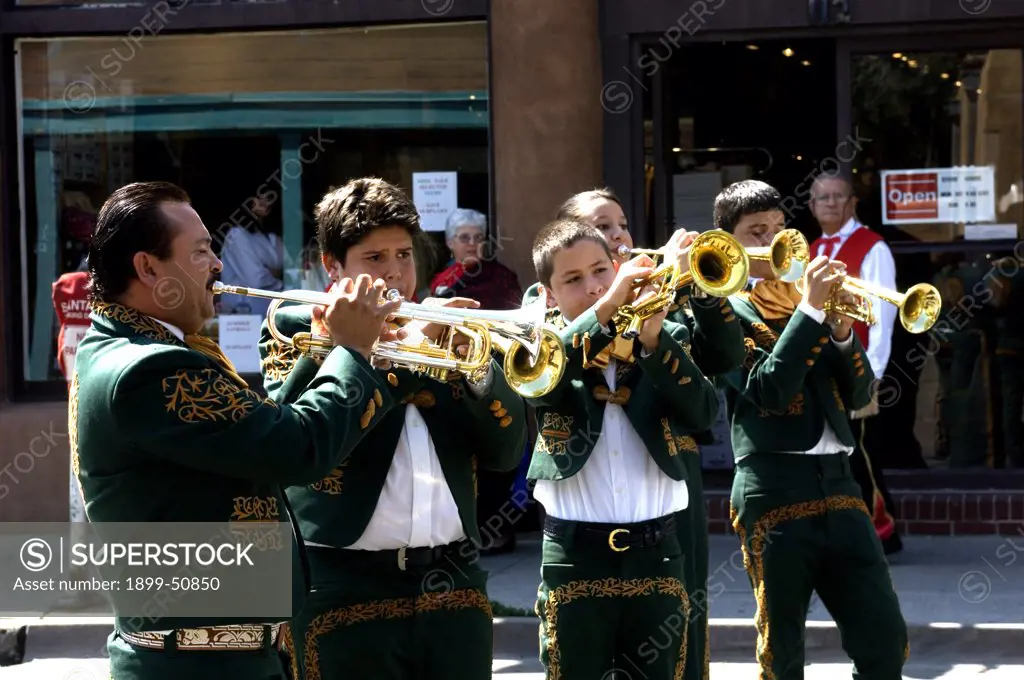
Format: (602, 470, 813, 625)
(257, 177, 527, 680)
(714, 180, 907, 680)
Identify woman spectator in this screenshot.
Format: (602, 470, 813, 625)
(430, 208, 524, 555)
(429, 208, 523, 311)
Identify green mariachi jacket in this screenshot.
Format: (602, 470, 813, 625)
(258, 305, 527, 549)
(525, 305, 719, 482)
(71, 302, 390, 633)
(522, 280, 744, 449)
(714, 294, 875, 460)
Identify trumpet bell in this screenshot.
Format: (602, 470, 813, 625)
(898, 283, 942, 334)
(688, 230, 750, 297)
(497, 328, 567, 400)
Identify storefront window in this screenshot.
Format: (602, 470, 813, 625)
(851, 49, 1023, 471)
(15, 23, 489, 384)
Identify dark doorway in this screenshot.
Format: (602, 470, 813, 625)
(655, 38, 837, 239)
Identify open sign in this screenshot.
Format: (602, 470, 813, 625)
(880, 167, 995, 225)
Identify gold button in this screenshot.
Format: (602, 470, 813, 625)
(662, 351, 672, 364)
(724, 314, 736, 323)
(489, 400, 502, 411)
(572, 333, 580, 349)
(494, 408, 507, 418)
(854, 360, 863, 369)
(671, 358, 680, 374)
(499, 416, 513, 428)
(805, 359, 815, 366)
(811, 347, 822, 354)
(373, 389, 383, 407)
(721, 306, 733, 315)
(856, 368, 865, 376)
(853, 352, 862, 359)
(387, 373, 399, 387)
(365, 399, 376, 420)
(678, 376, 692, 385)
(819, 337, 829, 344)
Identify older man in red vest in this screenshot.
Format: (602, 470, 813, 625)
(808, 172, 903, 555)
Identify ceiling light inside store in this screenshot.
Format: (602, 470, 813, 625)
(955, 80, 963, 87)
(801, 60, 811, 66)
(782, 48, 794, 57)
(672, 147, 682, 152)
(901, 56, 908, 62)
(940, 72, 950, 79)
(892, 52, 903, 59)
(908, 60, 918, 68)
(977, 89, 983, 94)
(746, 44, 759, 50)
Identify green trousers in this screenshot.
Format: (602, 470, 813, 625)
(675, 451, 710, 680)
(108, 630, 286, 680)
(730, 452, 908, 680)
(536, 514, 690, 680)
(283, 542, 493, 680)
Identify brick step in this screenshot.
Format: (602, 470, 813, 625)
(703, 490, 1024, 536)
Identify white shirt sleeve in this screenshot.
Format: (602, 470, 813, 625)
(858, 240, 897, 378)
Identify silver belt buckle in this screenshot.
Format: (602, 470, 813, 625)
(397, 546, 407, 571)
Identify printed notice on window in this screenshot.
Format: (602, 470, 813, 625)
(413, 172, 458, 232)
(880, 166, 996, 225)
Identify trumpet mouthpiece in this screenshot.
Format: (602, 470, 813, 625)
(385, 289, 403, 302)
(616, 245, 631, 258)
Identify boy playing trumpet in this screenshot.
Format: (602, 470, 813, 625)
(527, 218, 720, 680)
(714, 180, 907, 680)
(258, 177, 526, 680)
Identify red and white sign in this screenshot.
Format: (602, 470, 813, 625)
(881, 166, 995, 225)
(52, 272, 91, 381)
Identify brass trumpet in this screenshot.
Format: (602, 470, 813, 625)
(810, 275, 942, 334)
(211, 281, 567, 398)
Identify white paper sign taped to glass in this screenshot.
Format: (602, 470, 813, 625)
(880, 166, 995, 225)
(413, 171, 458, 232)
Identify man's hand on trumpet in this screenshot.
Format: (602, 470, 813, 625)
(311, 274, 406, 361)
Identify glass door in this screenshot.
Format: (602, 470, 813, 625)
(837, 36, 1024, 473)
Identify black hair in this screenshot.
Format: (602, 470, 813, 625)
(556, 188, 625, 222)
(315, 177, 422, 264)
(87, 181, 191, 303)
(532, 218, 612, 288)
(712, 180, 783, 233)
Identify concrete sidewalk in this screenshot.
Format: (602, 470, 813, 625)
(2, 533, 1023, 666)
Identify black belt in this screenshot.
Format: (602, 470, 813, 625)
(544, 514, 677, 552)
(334, 539, 476, 571)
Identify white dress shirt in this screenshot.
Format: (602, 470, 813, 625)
(344, 327, 494, 551)
(533, 359, 689, 524)
(814, 218, 897, 379)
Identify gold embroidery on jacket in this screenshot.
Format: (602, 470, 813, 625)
(311, 462, 348, 495)
(674, 435, 700, 454)
(92, 302, 179, 345)
(830, 379, 846, 412)
(731, 496, 869, 679)
(261, 338, 302, 384)
(231, 496, 280, 521)
(69, 372, 81, 477)
(742, 337, 758, 371)
(537, 413, 573, 456)
(757, 393, 805, 417)
(304, 590, 491, 680)
(278, 623, 299, 680)
(163, 369, 269, 423)
(541, 577, 690, 680)
(749, 322, 778, 351)
(661, 418, 679, 456)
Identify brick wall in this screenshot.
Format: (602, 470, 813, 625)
(706, 490, 1024, 536)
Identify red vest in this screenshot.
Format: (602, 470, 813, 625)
(51, 272, 91, 381)
(809, 226, 883, 349)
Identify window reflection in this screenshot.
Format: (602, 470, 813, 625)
(852, 49, 1023, 470)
